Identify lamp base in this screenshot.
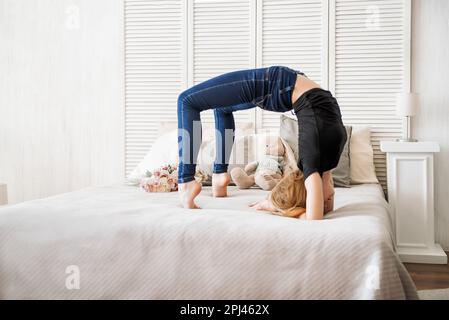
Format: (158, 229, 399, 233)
(396, 138, 418, 142)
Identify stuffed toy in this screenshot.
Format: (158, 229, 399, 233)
(230, 136, 297, 191)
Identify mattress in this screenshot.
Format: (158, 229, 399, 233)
(0, 183, 418, 299)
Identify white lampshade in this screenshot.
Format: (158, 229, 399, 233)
(396, 93, 417, 117)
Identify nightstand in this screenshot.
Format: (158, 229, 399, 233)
(0, 183, 7, 206)
(380, 141, 447, 264)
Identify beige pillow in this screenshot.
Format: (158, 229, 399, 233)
(279, 115, 300, 160)
(350, 126, 379, 184)
(332, 126, 352, 187)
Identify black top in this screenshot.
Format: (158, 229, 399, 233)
(292, 88, 347, 180)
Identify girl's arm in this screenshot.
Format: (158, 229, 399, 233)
(322, 171, 335, 214)
(304, 172, 324, 220)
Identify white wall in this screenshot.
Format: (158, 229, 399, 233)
(0, 0, 124, 204)
(412, 0, 449, 250)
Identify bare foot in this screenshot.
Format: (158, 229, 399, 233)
(178, 180, 202, 209)
(212, 173, 231, 198)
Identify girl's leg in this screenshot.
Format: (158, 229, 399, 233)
(177, 95, 203, 209)
(177, 68, 263, 208)
(212, 103, 253, 197)
(178, 69, 262, 183)
(212, 107, 234, 198)
(213, 107, 235, 175)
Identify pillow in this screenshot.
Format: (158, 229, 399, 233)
(126, 130, 178, 185)
(332, 125, 352, 187)
(127, 122, 255, 185)
(350, 126, 379, 184)
(279, 114, 353, 187)
(279, 114, 300, 160)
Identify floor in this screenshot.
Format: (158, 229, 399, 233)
(404, 252, 449, 290)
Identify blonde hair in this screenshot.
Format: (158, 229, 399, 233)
(269, 170, 307, 218)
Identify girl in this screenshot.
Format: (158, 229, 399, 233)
(177, 66, 346, 220)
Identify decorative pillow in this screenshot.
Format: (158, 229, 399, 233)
(332, 126, 352, 187)
(279, 114, 353, 187)
(127, 122, 255, 185)
(350, 126, 379, 184)
(279, 114, 300, 160)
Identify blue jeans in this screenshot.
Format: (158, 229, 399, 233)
(177, 65, 302, 184)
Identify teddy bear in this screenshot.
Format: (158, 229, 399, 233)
(230, 136, 297, 191)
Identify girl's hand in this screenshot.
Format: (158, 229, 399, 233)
(249, 199, 276, 212)
(324, 194, 334, 214)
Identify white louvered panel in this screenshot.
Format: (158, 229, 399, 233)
(257, 0, 327, 132)
(332, 0, 407, 190)
(125, 0, 185, 175)
(190, 0, 256, 126)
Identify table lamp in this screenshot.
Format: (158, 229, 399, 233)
(396, 92, 418, 142)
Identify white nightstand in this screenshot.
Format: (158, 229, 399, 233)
(380, 141, 447, 264)
(0, 183, 7, 206)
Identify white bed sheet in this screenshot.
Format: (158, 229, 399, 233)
(0, 183, 418, 299)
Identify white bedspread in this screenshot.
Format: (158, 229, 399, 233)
(0, 183, 418, 299)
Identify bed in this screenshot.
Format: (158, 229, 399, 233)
(0, 183, 418, 299)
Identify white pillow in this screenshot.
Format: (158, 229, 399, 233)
(126, 130, 179, 185)
(350, 126, 379, 184)
(127, 122, 255, 185)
